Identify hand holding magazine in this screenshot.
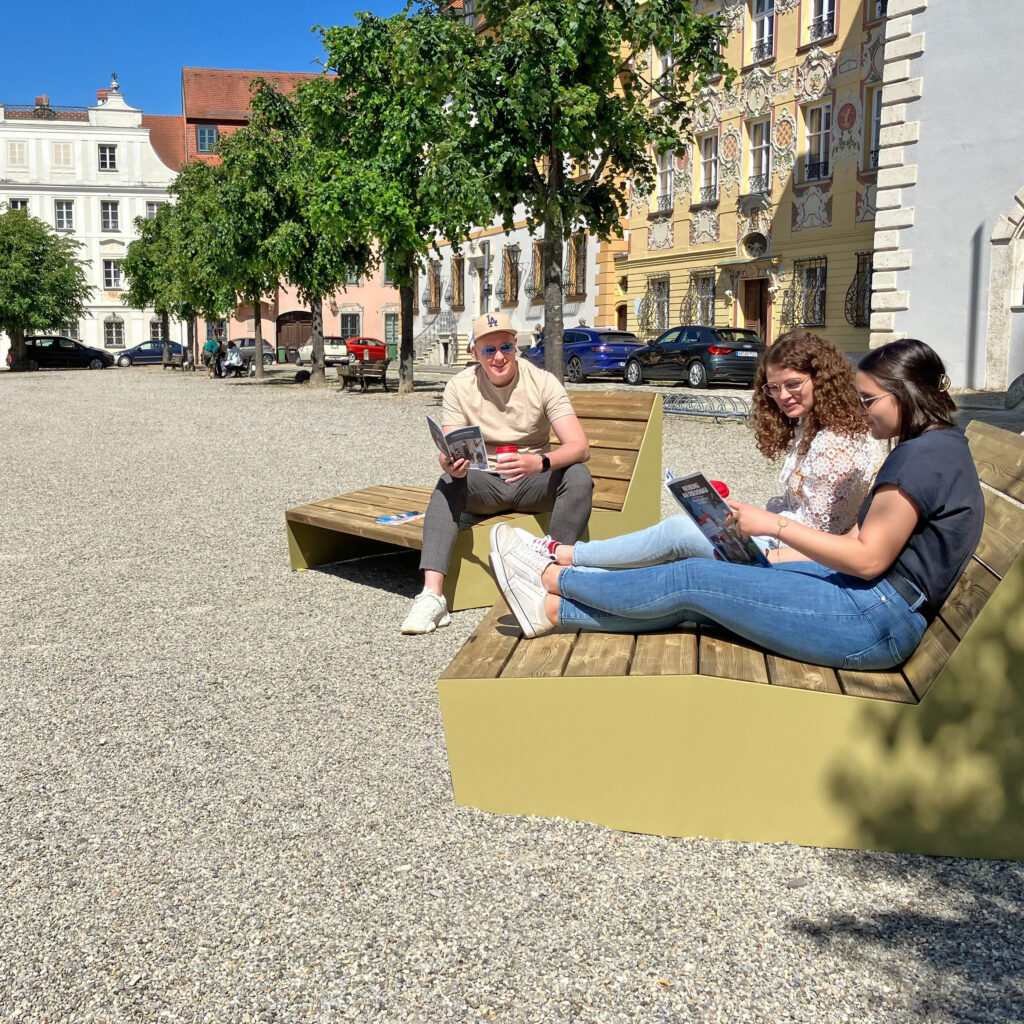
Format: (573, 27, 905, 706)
(427, 416, 490, 471)
(664, 470, 771, 567)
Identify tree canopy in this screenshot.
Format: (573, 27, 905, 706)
(469, 0, 732, 374)
(0, 206, 92, 371)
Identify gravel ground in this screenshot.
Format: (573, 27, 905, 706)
(1, 367, 1022, 1024)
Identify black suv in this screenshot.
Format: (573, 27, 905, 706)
(624, 326, 765, 388)
(6, 336, 114, 371)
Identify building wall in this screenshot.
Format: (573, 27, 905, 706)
(620, 0, 883, 356)
(412, 211, 603, 363)
(869, 0, 1024, 389)
(0, 87, 183, 363)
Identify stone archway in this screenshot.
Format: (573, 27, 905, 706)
(986, 187, 1024, 393)
(276, 310, 313, 352)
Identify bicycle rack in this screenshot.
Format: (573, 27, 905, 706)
(662, 393, 751, 422)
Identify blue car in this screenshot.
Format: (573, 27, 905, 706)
(524, 327, 645, 383)
(116, 340, 187, 367)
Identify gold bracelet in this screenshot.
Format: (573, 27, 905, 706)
(777, 516, 790, 540)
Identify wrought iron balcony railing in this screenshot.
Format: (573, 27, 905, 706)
(747, 173, 771, 194)
(750, 40, 774, 63)
(805, 159, 829, 181)
(809, 14, 835, 41)
(869, 147, 880, 169)
(657, 192, 674, 211)
(698, 185, 719, 205)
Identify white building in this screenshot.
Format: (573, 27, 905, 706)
(869, 1, 1024, 391)
(0, 78, 184, 363)
(412, 210, 601, 365)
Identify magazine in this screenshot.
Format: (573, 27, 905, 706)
(426, 416, 489, 471)
(664, 470, 771, 567)
(374, 511, 426, 525)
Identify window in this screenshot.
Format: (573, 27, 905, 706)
(656, 150, 674, 211)
(145, 201, 164, 220)
(54, 200, 74, 231)
(206, 319, 226, 342)
(46, 323, 79, 339)
(568, 234, 587, 297)
(196, 126, 219, 154)
(7, 141, 27, 168)
(103, 259, 122, 290)
(871, 0, 888, 19)
(384, 311, 399, 345)
(866, 88, 883, 170)
(695, 273, 716, 325)
(500, 246, 520, 305)
(346, 271, 361, 287)
(52, 143, 73, 169)
(808, 0, 835, 42)
(699, 134, 719, 202)
(657, 48, 675, 90)
(845, 252, 873, 328)
(530, 239, 547, 302)
(98, 144, 117, 171)
(428, 261, 442, 311)
(452, 256, 465, 309)
(101, 200, 120, 231)
(150, 319, 163, 340)
(339, 313, 361, 340)
(412, 271, 419, 313)
(8, 198, 29, 211)
(382, 263, 394, 285)
(804, 104, 831, 181)
(103, 316, 125, 348)
(653, 277, 671, 331)
(751, 0, 774, 63)
(783, 257, 827, 326)
(748, 121, 770, 193)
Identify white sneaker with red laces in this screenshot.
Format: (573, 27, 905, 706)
(489, 523, 555, 638)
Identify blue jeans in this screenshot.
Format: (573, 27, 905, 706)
(573, 514, 716, 567)
(557, 560, 927, 670)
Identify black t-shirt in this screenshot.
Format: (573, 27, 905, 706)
(857, 427, 983, 616)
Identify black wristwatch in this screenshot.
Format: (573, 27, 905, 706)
(540, 454, 551, 473)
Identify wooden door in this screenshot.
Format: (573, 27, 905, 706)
(742, 280, 769, 342)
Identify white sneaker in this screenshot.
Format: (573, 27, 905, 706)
(508, 527, 558, 562)
(489, 523, 555, 638)
(401, 589, 451, 635)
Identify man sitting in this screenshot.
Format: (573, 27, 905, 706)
(401, 312, 593, 634)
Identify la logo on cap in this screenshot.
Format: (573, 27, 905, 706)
(487, 316, 498, 327)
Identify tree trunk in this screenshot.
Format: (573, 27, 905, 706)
(398, 253, 416, 395)
(543, 149, 565, 382)
(8, 327, 27, 372)
(160, 311, 171, 364)
(252, 295, 265, 379)
(310, 295, 325, 383)
(187, 317, 196, 370)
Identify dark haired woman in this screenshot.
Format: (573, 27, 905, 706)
(515, 331, 881, 570)
(490, 340, 983, 671)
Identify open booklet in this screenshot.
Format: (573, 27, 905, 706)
(664, 470, 771, 567)
(427, 416, 490, 471)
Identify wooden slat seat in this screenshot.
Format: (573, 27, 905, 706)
(437, 421, 1024, 861)
(284, 390, 663, 610)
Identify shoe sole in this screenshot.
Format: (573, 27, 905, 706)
(401, 613, 451, 635)
(488, 550, 537, 639)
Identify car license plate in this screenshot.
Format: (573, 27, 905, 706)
(737, 350, 759, 357)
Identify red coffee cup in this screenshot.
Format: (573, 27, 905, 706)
(495, 445, 518, 460)
(710, 479, 730, 498)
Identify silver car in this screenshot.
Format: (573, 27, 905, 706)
(232, 337, 276, 367)
(296, 336, 349, 366)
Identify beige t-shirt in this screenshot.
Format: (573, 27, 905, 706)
(441, 359, 576, 469)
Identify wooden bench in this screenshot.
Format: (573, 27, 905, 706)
(438, 420, 1024, 861)
(284, 390, 663, 611)
(162, 353, 185, 370)
(339, 358, 390, 392)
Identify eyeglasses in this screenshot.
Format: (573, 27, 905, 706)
(762, 376, 809, 399)
(480, 342, 516, 358)
(857, 390, 892, 411)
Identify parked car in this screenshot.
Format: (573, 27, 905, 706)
(523, 327, 645, 383)
(115, 340, 187, 367)
(6, 335, 114, 371)
(296, 336, 349, 366)
(232, 337, 276, 367)
(624, 326, 766, 388)
(346, 337, 388, 361)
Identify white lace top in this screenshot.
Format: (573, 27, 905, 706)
(766, 424, 885, 536)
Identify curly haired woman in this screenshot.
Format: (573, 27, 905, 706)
(514, 330, 882, 570)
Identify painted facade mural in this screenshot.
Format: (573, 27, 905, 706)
(861, 27, 885, 83)
(692, 87, 722, 134)
(771, 108, 797, 188)
(856, 182, 877, 224)
(792, 186, 833, 231)
(675, 145, 693, 203)
(719, 123, 742, 197)
(690, 209, 720, 246)
(742, 68, 775, 119)
(831, 93, 862, 173)
(649, 218, 674, 251)
(796, 47, 837, 103)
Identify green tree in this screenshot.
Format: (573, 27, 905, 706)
(305, 5, 492, 393)
(0, 206, 92, 372)
(247, 82, 374, 384)
(471, 0, 732, 377)
(121, 204, 180, 363)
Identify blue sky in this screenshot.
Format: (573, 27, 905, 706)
(1, 1, 405, 115)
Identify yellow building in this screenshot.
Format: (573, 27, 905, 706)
(600, 0, 888, 356)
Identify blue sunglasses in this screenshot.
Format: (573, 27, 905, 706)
(480, 342, 516, 357)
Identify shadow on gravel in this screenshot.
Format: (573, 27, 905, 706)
(792, 854, 1024, 1022)
(313, 549, 423, 597)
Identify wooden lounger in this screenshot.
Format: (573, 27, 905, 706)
(284, 390, 663, 610)
(438, 420, 1024, 861)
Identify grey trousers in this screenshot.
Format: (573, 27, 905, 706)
(419, 463, 594, 575)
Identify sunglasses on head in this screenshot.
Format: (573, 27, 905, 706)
(480, 342, 516, 357)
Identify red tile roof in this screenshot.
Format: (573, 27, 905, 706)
(143, 114, 186, 171)
(181, 67, 323, 122)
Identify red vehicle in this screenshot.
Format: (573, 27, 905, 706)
(346, 336, 388, 361)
